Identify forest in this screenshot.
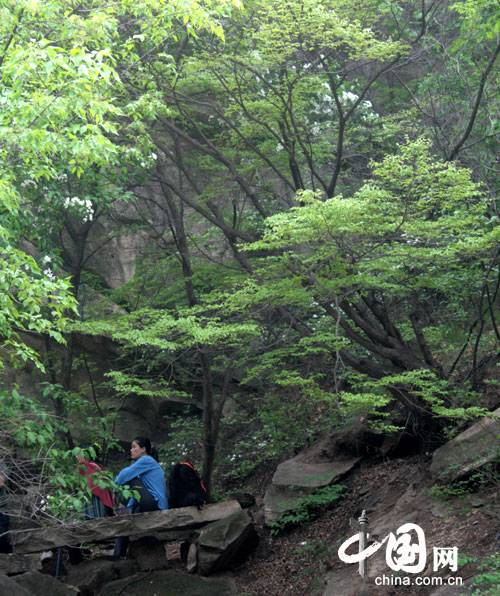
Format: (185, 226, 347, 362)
(0, 0, 498, 592)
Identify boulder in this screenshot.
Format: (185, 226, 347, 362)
(13, 571, 79, 595)
(196, 510, 258, 575)
(97, 569, 236, 596)
(128, 536, 168, 571)
(65, 559, 138, 594)
(0, 553, 42, 575)
(431, 407, 500, 482)
(0, 574, 33, 595)
(272, 458, 356, 488)
(264, 455, 359, 524)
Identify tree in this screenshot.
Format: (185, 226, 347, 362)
(231, 139, 498, 439)
(1, 0, 240, 500)
(79, 0, 498, 485)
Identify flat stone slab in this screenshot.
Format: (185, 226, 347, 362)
(264, 456, 359, 524)
(10, 500, 242, 554)
(272, 457, 360, 488)
(431, 407, 500, 482)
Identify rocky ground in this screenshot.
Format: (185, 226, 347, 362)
(3, 413, 499, 595)
(231, 456, 499, 596)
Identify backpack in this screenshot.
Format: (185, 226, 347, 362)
(168, 461, 207, 509)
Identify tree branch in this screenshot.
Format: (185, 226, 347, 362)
(448, 41, 500, 160)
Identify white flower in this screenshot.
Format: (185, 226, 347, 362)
(20, 179, 36, 188)
(43, 268, 56, 281)
(310, 124, 321, 136)
(42, 255, 51, 264)
(341, 91, 358, 103)
(150, 152, 158, 160)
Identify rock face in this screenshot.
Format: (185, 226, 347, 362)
(196, 510, 258, 575)
(109, 395, 160, 443)
(97, 569, 236, 596)
(430, 407, 500, 482)
(264, 450, 360, 524)
(84, 210, 147, 289)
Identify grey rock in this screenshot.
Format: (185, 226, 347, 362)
(13, 571, 79, 595)
(128, 536, 168, 571)
(11, 500, 242, 554)
(186, 542, 197, 573)
(273, 458, 357, 488)
(0, 553, 42, 575)
(264, 456, 359, 524)
(0, 574, 33, 596)
(197, 510, 258, 575)
(65, 559, 138, 593)
(97, 569, 236, 596)
(431, 407, 500, 482)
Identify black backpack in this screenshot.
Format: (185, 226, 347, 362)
(168, 461, 207, 509)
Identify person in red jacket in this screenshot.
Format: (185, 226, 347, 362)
(61, 455, 115, 567)
(76, 455, 114, 518)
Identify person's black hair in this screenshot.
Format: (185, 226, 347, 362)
(133, 437, 158, 461)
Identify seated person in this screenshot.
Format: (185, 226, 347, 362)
(77, 453, 114, 518)
(113, 437, 167, 558)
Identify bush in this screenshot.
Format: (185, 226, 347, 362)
(269, 484, 346, 536)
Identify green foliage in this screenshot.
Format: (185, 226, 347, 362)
(472, 553, 500, 596)
(0, 247, 77, 369)
(216, 389, 340, 484)
(2, 0, 498, 510)
(0, 0, 240, 369)
(159, 416, 204, 469)
(233, 139, 498, 421)
(460, 553, 500, 596)
(0, 387, 125, 519)
(430, 459, 500, 502)
(269, 484, 346, 535)
(293, 538, 332, 561)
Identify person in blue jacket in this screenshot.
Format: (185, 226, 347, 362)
(113, 437, 168, 558)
